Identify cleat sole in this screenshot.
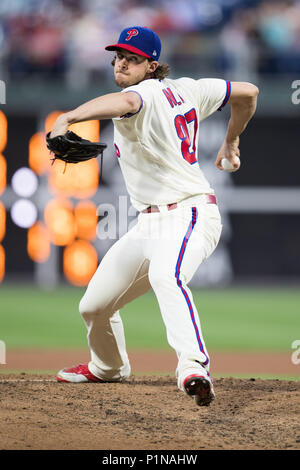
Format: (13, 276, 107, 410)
(184, 376, 215, 407)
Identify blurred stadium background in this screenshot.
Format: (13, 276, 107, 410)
(0, 0, 299, 377)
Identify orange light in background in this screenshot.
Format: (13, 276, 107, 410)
(29, 132, 51, 175)
(44, 198, 76, 246)
(0, 111, 7, 152)
(48, 158, 99, 199)
(74, 200, 98, 241)
(45, 111, 99, 142)
(27, 222, 51, 263)
(0, 244, 5, 283)
(0, 202, 5, 242)
(69, 120, 99, 142)
(0, 154, 7, 195)
(63, 240, 98, 286)
(44, 113, 100, 198)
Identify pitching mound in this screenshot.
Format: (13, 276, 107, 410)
(0, 374, 299, 450)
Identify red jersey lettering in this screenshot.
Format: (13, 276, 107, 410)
(162, 88, 183, 108)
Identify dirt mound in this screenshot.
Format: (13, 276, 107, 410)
(0, 374, 299, 450)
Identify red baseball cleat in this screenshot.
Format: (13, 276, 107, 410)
(56, 363, 104, 383)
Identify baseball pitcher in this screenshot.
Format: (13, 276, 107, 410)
(51, 26, 258, 406)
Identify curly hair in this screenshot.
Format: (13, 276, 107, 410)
(111, 57, 170, 80)
(150, 63, 170, 80)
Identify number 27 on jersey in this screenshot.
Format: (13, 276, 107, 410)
(174, 108, 198, 165)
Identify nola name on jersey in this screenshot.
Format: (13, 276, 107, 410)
(113, 76, 231, 212)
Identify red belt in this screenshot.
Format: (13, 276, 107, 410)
(142, 195, 217, 213)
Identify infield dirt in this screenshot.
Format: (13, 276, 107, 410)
(0, 374, 299, 450)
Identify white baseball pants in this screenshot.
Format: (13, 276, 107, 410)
(79, 195, 222, 387)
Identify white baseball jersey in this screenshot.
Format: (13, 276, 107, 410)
(72, 77, 229, 392)
(113, 77, 231, 212)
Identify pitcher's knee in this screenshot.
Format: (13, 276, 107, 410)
(79, 294, 111, 318)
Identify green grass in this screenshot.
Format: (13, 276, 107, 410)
(124, 288, 300, 352)
(0, 284, 299, 352)
(191, 289, 300, 352)
(0, 285, 87, 348)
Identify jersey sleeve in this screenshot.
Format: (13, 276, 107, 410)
(118, 82, 154, 119)
(196, 78, 231, 121)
